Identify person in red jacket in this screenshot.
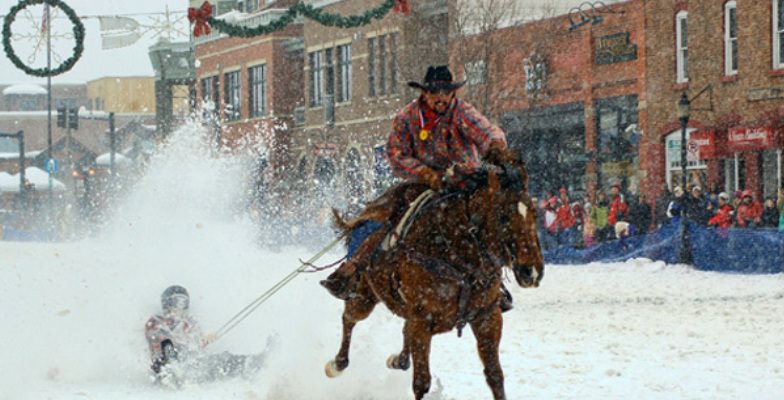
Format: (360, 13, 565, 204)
(735, 190, 762, 227)
(321, 65, 511, 307)
(556, 188, 577, 246)
(707, 192, 734, 229)
(607, 182, 628, 227)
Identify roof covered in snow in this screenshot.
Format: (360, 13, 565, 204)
(2, 84, 47, 96)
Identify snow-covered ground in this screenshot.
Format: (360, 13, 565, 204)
(1, 124, 782, 399)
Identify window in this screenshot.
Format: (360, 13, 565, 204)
(368, 33, 399, 97)
(389, 33, 399, 94)
(224, 70, 241, 120)
(337, 44, 352, 102)
(325, 48, 335, 98)
(464, 60, 486, 86)
(665, 129, 708, 190)
(724, 1, 737, 75)
(201, 76, 219, 110)
(248, 64, 267, 118)
(309, 51, 323, 107)
(676, 11, 689, 83)
(774, 0, 784, 68)
(368, 37, 376, 97)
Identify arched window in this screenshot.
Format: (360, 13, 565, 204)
(665, 129, 707, 190)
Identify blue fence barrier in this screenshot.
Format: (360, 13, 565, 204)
(543, 222, 784, 274)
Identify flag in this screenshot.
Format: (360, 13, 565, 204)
(99, 17, 141, 49)
(40, 7, 49, 35)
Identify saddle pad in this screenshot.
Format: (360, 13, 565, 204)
(381, 189, 435, 251)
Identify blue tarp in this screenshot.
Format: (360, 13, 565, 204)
(1, 226, 57, 242)
(543, 222, 784, 274)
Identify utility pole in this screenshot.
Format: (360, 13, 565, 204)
(45, 3, 53, 202)
(109, 112, 116, 176)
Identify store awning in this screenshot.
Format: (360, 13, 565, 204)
(727, 126, 780, 153)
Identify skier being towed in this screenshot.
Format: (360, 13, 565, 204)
(144, 285, 270, 386)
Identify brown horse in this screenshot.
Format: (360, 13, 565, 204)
(325, 150, 544, 400)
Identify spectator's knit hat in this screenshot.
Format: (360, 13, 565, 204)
(691, 186, 702, 193)
(718, 192, 729, 201)
(673, 186, 684, 196)
(408, 65, 466, 92)
(547, 196, 558, 206)
(741, 189, 753, 199)
(611, 182, 621, 189)
(559, 187, 567, 194)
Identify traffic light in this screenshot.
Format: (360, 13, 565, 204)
(56, 105, 66, 128)
(68, 107, 79, 129)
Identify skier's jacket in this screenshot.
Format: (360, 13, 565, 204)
(387, 97, 506, 180)
(145, 313, 203, 362)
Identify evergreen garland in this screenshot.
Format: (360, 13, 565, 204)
(2, 0, 85, 77)
(207, 0, 397, 38)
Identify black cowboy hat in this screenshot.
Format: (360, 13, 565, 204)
(407, 65, 466, 92)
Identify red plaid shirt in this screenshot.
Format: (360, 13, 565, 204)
(387, 97, 506, 180)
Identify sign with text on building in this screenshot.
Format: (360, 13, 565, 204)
(688, 130, 716, 160)
(595, 32, 637, 65)
(728, 126, 778, 152)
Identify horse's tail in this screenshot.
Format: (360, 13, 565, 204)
(331, 208, 356, 245)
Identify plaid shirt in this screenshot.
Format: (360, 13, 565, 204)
(387, 97, 506, 180)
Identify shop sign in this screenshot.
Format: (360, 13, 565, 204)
(688, 130, 716, 160)
(312, 143, 338, 157)
(595, 32, 637, 65)
(748, 87, 784, 102)
(601, 160, 633, 177)
(728, 126, 776, 152)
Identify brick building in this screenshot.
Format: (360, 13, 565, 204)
(451, 0, 646, 197)
(193, 0, 304, 181)
(645, 0, 784, 201)
(288, 0, 448, 208)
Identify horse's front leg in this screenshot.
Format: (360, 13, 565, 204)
(325, 280, 377, 377)
(386, 329, 410, 371)
(470, 308, 506, 400)
(405, 320, 433, 400)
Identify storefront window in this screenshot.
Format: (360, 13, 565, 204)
(665, 129, 707, 190)
(762, 149, 782, 198)
(596, 96, 640, 190)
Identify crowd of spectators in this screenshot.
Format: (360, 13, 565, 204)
(534, 184, 784, 251)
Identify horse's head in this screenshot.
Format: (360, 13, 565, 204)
(471, 148, 545, 288)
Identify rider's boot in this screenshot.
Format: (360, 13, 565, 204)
(499, 283, 513, 312)
(320, 229, 386, 300)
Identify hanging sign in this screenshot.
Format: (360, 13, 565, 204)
(728, 126, 776, 152)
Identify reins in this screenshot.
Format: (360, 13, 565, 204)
(210, 234, 345, 343)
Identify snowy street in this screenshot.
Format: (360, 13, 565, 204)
(0, 126, 782, 400)
(2, 240, 782, 399)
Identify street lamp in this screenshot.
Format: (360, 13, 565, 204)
(676, 92, 692, 265)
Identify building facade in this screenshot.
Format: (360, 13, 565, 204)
(193, 0, 304, 182)
(645, 0, 784, 200)
(452, 0, 646, 198)
(288, 0, 448, 210)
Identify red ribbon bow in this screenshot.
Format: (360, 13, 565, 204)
(394, 0, 411, 15)
(188, 1, 213, 37)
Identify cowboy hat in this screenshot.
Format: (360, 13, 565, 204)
(407, 65, 466, 92)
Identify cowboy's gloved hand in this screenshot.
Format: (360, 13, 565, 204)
(485, 139, 510, 163)
(417, 166, 443, 190)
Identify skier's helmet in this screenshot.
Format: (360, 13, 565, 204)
(161, 285, 189, 312)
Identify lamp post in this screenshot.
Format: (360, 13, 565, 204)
(676, 92, 692, 265)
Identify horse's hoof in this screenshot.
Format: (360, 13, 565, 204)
(386, 354, 409, 370)
(325, 360, 342, 378)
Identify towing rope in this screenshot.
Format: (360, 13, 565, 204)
(211, 234, 345, 341)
